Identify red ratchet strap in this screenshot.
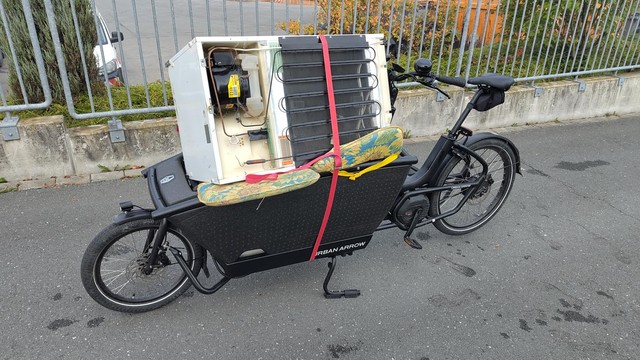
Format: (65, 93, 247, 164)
(308, 34, 342, 261)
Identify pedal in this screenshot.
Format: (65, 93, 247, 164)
(402, 207, 424, 250)
(404, 236, 423, 250)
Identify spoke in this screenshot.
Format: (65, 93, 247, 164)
(487, 159, 504, 174)
(129, 232, 139, 254)
(112, 279, 132, 294)
(487, 165, 507, 175)
(103, 270, 126, 286)
(101, 268, 127, 274)
(486, 161, 501, 174)
(476, 151, 499, 172)
(101, 256, 130, 264)
(440, 190, 464, 209)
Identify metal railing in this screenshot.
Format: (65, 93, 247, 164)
(0, 0, 51, 140)
(1, 0, 639, 140)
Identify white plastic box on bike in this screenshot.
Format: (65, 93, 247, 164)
(166, 35, 392, 184)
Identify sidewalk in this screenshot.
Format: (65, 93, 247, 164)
(0, 168, 144, 193)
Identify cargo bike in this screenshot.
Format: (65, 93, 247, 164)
(81, 35, 521, 313)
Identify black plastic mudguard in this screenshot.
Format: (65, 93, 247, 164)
(451, 132, 522, 175)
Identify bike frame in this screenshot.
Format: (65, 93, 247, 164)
(379, 89, 499, 237)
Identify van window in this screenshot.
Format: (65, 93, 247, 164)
(97, 21, 108, 45)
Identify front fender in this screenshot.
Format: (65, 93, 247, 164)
(112, 208, 153, 225)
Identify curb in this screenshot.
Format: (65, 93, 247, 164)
(0, 170, 143, 194)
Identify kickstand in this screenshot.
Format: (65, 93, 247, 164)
(323, 256, 361, 299)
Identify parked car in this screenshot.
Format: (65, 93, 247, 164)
(623, 12, 639, 37)
(94, 12, 125, 85)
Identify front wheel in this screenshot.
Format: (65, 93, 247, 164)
(429, 138, 517, 235)
(81, 218, 203, 313)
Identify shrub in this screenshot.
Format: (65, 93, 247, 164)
(279, 0, 640, 79)
(279, 0, 457, 56)
(0, 0, 101, 103)
(10, 81, 175, 128)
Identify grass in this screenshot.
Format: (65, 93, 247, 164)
(98, 164, 132, 172)
(4, 82, 175, 128)
(0, 177, 7, 183)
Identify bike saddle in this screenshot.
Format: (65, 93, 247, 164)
(468, 74, 515, 91)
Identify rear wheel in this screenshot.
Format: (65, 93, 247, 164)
(430, 138, 517, 235)
(81, 219, 203, 313)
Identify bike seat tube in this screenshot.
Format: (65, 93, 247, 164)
(449, 90, 483, 136)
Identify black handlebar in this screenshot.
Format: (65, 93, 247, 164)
(389, 70, 466, 89)
(388, 60, 468, 103)
(434, 75, 467, 88)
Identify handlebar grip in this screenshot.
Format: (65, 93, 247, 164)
(393, 73, 411, 82)
(434, 75, 467, 88)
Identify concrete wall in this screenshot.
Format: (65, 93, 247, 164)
(1, 71, 639, 181)
(66, 118, 181, 176)
(392, 71, 640, 135)
(0, 116, 74, 180)
(1, 117, 181, 181)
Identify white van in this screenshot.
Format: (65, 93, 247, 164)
(94, 12, 124, 85)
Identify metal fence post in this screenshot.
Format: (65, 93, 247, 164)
(0, 0, 53, 141)
(456, 0, 472, 77)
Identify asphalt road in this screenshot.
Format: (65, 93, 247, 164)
(1, 114, 640, 359)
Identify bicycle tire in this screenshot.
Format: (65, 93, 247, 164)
(81, 218, 203, 313)
(429, 138, 517, 235)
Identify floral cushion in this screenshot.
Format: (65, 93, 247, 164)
(197, 126, 404, 207)
(198, 169, 320, 207)
(311, 126, 404, 173)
